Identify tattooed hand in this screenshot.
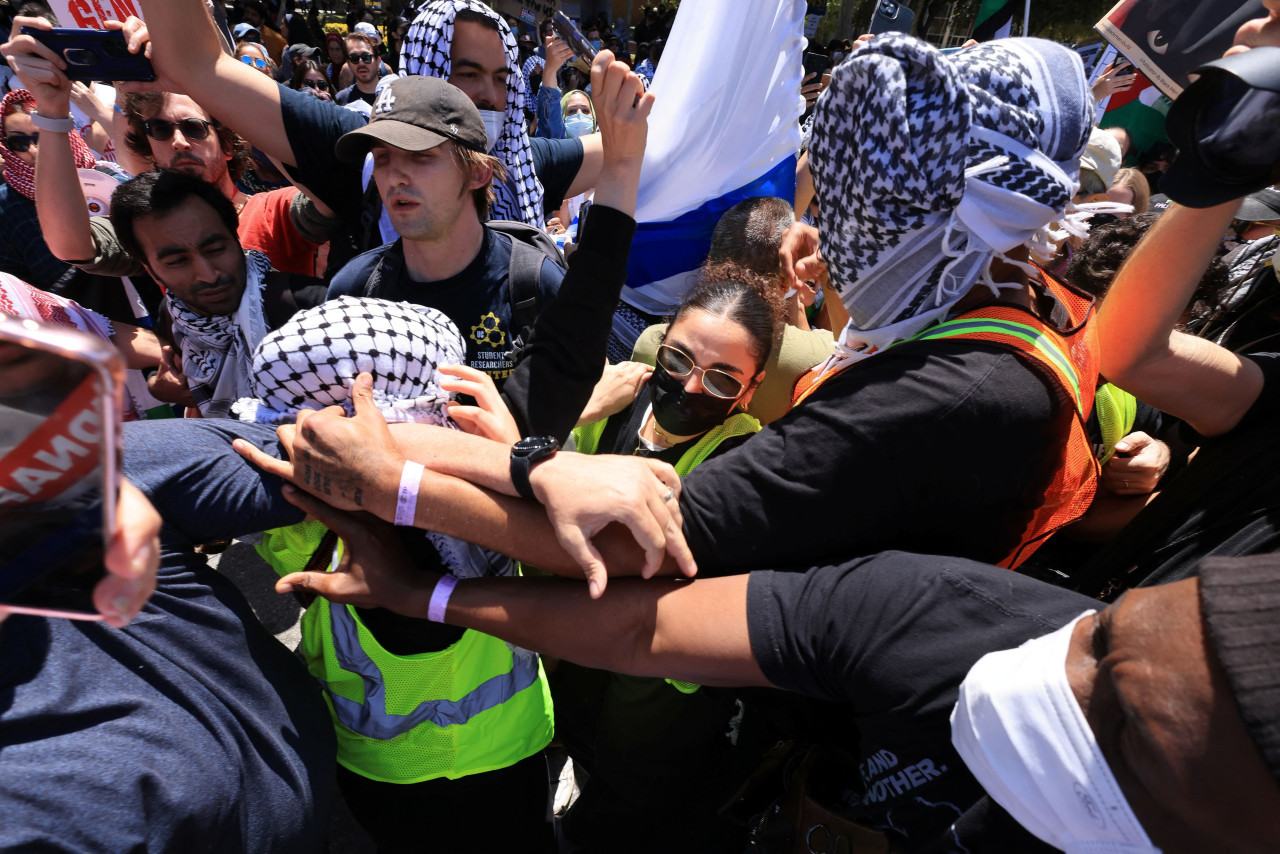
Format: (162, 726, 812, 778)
(233, 373, 404, 519)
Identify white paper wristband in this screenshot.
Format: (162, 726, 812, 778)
(427, 575, 457, 623)
(395, 460, 425, 526)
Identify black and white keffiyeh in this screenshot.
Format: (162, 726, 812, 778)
(233, 296, 510, 580)
(809, 35, 1097, 367)
(402, 0, 544, 227)
(232, 295, 465, 425)
(168, 249, 272, 418)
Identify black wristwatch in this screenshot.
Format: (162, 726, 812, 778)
(510, 436, 558, 500)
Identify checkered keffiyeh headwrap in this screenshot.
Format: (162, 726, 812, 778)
(402, 0, 544, 227)
(0, 90, 96, 200)
(810, 35, 1094, 365)
(232, 295, 466, 426)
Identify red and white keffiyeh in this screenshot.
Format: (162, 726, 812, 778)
(1, 89, 96, 200)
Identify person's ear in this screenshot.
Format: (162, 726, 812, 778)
(468, 157, 494, 192)
(738, 370, 765, 411)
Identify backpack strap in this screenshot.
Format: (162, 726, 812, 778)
(362, 240, 405, 299)
(507, 237, 544, 346)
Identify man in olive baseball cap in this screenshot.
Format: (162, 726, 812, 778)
(334, 75, 488, 162)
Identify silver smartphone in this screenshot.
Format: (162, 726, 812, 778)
(0, 315, 123, 619)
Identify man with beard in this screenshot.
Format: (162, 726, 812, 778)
(334, 29, 382, 110)
(107, 169, 322, 417)
(2, 17, 340, 283)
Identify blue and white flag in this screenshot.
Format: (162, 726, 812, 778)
(618, 0, 806, 322)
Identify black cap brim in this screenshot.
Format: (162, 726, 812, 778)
(1162, 48, 1280, 209)
(334, 121, 452, 163)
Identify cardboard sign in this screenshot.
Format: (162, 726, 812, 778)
(1095, 0, 1264, 99)
(493, 0, 560, 26)
(46, 0, 144, 29)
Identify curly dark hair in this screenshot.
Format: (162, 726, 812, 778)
(122, 92, 251, 184)
(663, 261, 786, 374)
(1065, 212, 1230, 317)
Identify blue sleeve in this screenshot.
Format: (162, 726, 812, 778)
(535, 85, 564, 140)
(538, 254, 565, 302)
(123, 419, 304, 547)
(278, 83, 369, 224)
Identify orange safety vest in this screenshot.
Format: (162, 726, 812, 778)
(793, 272, 1100, 569)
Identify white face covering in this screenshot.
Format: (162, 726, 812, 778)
(950, 613, 1162, 854)
(478, 108, 503, 153)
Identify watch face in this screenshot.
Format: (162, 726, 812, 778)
(514, 436, 557, 457)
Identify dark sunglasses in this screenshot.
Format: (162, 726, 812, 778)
(348, 52, 375, 64)
(300, 78, 326, 90)
(239, 54, 268, 70)
(656, 344, 746, 399)
(143, 117, 214, 142)
(3, 133, 37, 153)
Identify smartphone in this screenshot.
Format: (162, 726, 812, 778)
(868, 0, 915, 36)
(553, 11, 596, 63)
(0, 315, 124, 619)
(21, 26, 156, 82)
(802, 50, 833, 80)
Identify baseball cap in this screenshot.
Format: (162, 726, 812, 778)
(233, 22, 261, 41)
(1162, 46, 1280, 208)
(334, 76, 487, 163)
(354, 21, 382, 44)
(1236, 187, 1280, 222)
(1079, 127, 1122, 191)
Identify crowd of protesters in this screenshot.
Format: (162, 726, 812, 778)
(1, 0, 1279, 851)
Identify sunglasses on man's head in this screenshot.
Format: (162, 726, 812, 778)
(3, 133, 38, 153)
(143, 117, 214, 142)
(239, 54, 268, 70)
(656, 344, 746, 399)
(348, 52, 375, 64)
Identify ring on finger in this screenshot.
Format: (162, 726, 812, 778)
(661, 486, 675, 503)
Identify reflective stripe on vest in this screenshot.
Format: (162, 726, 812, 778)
(325, 599, 540, 740)
(911, 318, 1084, 414)
(572, 409, 762, 478)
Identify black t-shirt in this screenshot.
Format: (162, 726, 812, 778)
(680, 338, 1072, 574)
(1075, 351, 1280, 598)
(749, 551, 1092, 851)
(326, 228, 564, 386)
(336, 84, 378, 107)
(529, 135, 584, 218)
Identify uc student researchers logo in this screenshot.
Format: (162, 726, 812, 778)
(468, 312, 515, 380)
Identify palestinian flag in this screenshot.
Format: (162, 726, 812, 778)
(974, 0, 1017, 40)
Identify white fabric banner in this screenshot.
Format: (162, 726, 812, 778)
(635, 0, 807, 223)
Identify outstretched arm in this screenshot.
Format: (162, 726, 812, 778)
(3, 18, 98, 264)
(1096, 202, 1263, 437)
(123, 7, 295, 166)
(275, 487, 767, 689)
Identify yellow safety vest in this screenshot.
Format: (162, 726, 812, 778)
(257, 521, 554, 784)
(573, 408, 762, 693)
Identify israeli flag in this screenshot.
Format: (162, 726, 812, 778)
(618, 0, 806, 324)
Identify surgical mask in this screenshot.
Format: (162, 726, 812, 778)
(478, 109, 503, 152)
(564, 112, 594, 138)
(950, 613, 1161, 854)
(649, 362, 738, 438)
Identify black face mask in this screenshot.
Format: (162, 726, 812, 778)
(649, 362, 738, 438)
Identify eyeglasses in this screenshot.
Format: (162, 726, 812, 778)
(143, 117, 214, 142)
(239, 54, 268, 70)
(3, 133, 38, 153)
(348, 52, 375, 64)
(300, 78, 326, 90)
(656, 344, 747, 399)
